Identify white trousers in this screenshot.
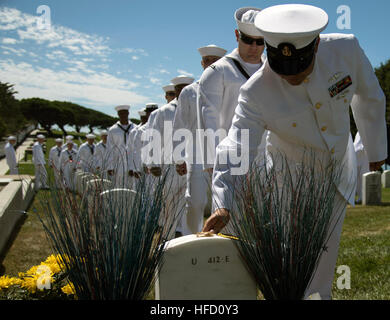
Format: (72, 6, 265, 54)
(185, 166, 210, 234)
(34, 164, 48, 190)
(304, 192, 347, 300)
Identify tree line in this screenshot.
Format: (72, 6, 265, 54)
(0, 81, 140, 138)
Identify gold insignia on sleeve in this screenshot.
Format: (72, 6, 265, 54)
(282, 46, 292, 56)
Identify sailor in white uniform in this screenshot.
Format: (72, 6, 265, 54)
(173, 45, 227, 234)
(59, 141, 78, 190)
(94, 130, 109, 178)
(128, 104, 158, 179)
(146, 76, 194, 237)
(203, 4, 387, 300)
(62, 135, 78, 151)
(4, 136, 18, 175)
(32, 134, 49, 190)
(197, 7, 266, 172)
(76, 134, 96, 173)
(354, 132, 370, 203)
(106, 105, 135, 187)
(49, 138, 63, 186)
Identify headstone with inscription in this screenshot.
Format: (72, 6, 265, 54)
(381, 170, 390, 188)
(155, 234, 257, 300)
(362, 171, 381, 205)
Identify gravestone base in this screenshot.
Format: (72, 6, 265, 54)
(155, 234, 257, 300)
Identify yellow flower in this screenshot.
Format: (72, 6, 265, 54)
(61, 282, 76, 296)
(20, 275, 38, 293)
(0, 275, 22, 290)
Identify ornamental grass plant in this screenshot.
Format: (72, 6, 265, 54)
(36, 164, 183, 300)
(226, 152, 350, 300)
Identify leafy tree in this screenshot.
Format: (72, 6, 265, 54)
(0, 82, 26, 137)
(20, 98, 57, 135)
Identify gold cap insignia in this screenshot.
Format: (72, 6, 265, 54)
(282, 46, 292, 56)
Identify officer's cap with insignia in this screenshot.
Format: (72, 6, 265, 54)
(171, 75, 195, 86)
(255, 4, 328, 76)
(162, 84, 175, 93)
(86, 134, 95, 139)
(235, 7, 263, 37)
(198, 45, 227, 58)
(115, 105, 130, 112)
(145, 103, 158, 111)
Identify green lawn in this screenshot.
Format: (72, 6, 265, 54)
(332, 188, 390, 300)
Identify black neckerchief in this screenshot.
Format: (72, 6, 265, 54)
(88, 144, 95, 155)
(117, 123, 131, 144)
(57, 147, 61, 157)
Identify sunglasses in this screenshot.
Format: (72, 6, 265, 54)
(166, 92, 176, 96)
(239, 32, 264, 46)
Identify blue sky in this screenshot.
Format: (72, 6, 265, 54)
(1, 0, 389, 120)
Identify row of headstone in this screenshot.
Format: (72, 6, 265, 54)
(362, 170, 390, 205)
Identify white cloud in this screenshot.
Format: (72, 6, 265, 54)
(2, 37, 18, 44)
(0, 7, 111, 57)
(177, 69, 194, 77)
(0, 60, 149, 108)
(149, 77, 161, 84)
(159, 69, 170, 74)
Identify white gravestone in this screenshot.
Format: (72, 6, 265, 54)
(79, 173, 95, 195)
(82, 179, 112, 211)
(381, 170, 390, 188)
(75, 171, 89, 194)
(155, 234, 257, 300)
(362, 171, 382, 205)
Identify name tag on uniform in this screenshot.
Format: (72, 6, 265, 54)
(328, 75, 352, 98)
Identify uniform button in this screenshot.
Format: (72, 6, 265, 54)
(303, 78, 309, 83)
(292, 122, 297, 127)
(331, 148, 335, 154)
(321, 126, 327, 132)
(315, 103, 322, 109)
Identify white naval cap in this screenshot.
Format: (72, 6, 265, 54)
(7, 136, 16, 141)
(65, 135, 74, 140)
(198, 44, 227, 58)
(86, 134, 96, 139)
(145, 103, 158, 111)
(235, 7, 263, 37)
(162, 84, 175, 92)
(254, 4, 328, 50)
(115, 104, 130, 112)
(100, 130, 108, 136)
(55, 138, 63, 143)
(138, 109, 147, 116)
(171, 75, 195, 86)
(37, 134, 45, 139)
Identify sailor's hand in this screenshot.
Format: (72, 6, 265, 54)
(176, 162, 187, 176)
(370, 160, 385, 172)
(202, 208, 230, 234)
(150, 167, 162, 177)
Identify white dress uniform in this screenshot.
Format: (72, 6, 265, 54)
(4, 142, 18, 175)
(49, 145, 63, 186)
(94, 141, 108, 177)
(32, 141, 48, 190)
(212, 33, 387, 299)
(76, 142, 96, 173)
(128, 123, 146, 174)
(147, 98, 188, 236)
(197, 48, 265, 169)
(353, 132, 369, 202)
(173, 81, 210, 233)
(59, 148, 77, 190)
(106, 121, 135, 187)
